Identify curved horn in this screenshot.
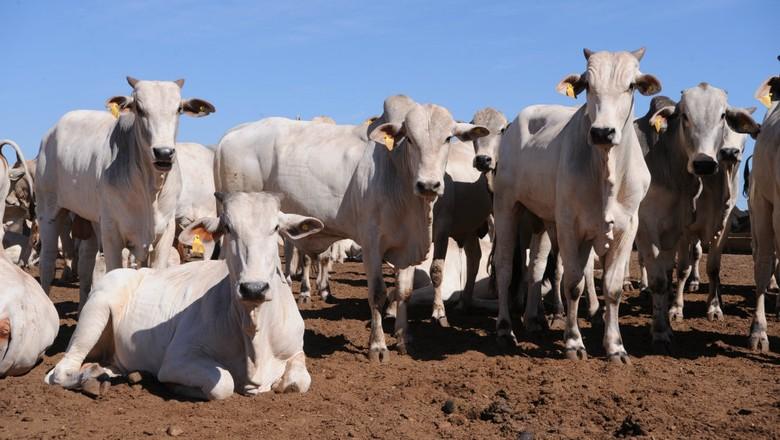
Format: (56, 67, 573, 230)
(126, 76, 139, 88)
(631, 47, 646, 61)
(0, 139, 34, 208)
(583, 48, 594, 60)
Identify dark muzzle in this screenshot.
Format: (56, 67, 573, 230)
(692, 156, 719, 176)
(239, 281, 270, 302)
(718, 147, 740, 164)
(589, 126, 616, 145)
(152, 147, 175, 171)
(415, 180, 442, 197)
(473, 155, 493, 172)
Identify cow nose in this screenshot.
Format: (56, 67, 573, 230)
(239, 282, 270, 301)
(589, 127, 616, 145)
(692, 156, 719, 176)
(152, 147, 175, 162)
(415, 180, 442, 196)
(718, 147, 740, 163)
(473, 155, 493, 172)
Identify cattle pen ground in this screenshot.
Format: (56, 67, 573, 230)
(1, 253, 778, 440)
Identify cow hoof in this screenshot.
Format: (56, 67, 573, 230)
(297, 295, 311, 305)
(652, 339, 672, 355)
(687, 280, 700, 292)
(323, 292, 337, 304)
(81, 378, 110, 399)
(668, 307, 684, 322)
(565, 347, 588, 361)
(707, 308, 724, 321)
(548, 314, 566, 331)
(622, 281, 634, 292)
(368, 347, 390, 364)
(749, 332, 769, 352)
(496, 334, 517, 351)
(608, 352, 631, 365)
(434, 316, 450, 328)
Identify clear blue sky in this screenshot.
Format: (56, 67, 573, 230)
(1, 1, 775, 207)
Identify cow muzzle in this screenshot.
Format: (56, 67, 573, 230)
(691, 154, 719, 176)
(152, 147, 176, 171)
(718, 147, 740, 164)
(589, 126, 618, 147)
(239, 281, 271, 302)
(415, 180, 443, 198)
(473, 155, 494, 172)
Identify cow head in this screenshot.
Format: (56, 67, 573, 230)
(557, 48, 661, 149)
(470, 108, 509, 173)
(179, 192, 323, 304)
(106, 77, 215, 172)
(369, 97, 488, 200)
(755, 62, 780, 111)
(649, 83, 760, 176)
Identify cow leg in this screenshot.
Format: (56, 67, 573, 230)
(394, 266, 415, 355)
(622, 253, 634, 291)
(149, 220, 176, 269)
(493, 198, 521, 348)
(749, 195, 774, 352)
(558, 237, 591, 361)
(601, 221, 636, 364)
(585, 251, 601, 321)
(461, 234, 482, 318)
(670, 237, 693, 322)
(158, 357, 235, 401)
(298, 254, 313, 305)
(59, 218, 78, 283)
(549, 251, 566, 329)
(647, 248, 676, 353)
(77, 232, 100, 311)
(430, 235, 450, 326)
(283, 237, 295, 284)
(687, 240, 702, 292)
(638, 253, 648, 291)
(524, 231, 552, 334)
(316, 252, 334, 302)
(38, 208, 66, 294)
(271, 351, 311, 394)
(363, 248, 389, 363)
(705, 244, 725, 321)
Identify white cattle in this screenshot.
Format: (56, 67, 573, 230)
(636, 86, 757, 347)
(1, 141, 33, 241)
(0, 144, 59, 378)
(747, 64, 780, 352)
(215, 95, 488, 362)
(36, 77, 214, 307)
(427, 108, 504, 327)
(174, 142, 218, 261)
(45, 192, 319, 399)
(493, 49, 660, 363)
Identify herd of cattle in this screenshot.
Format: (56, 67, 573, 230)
(0, 48, 778, 400)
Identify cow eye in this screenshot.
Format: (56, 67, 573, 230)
(720, 112, 726, 120)
(274, 224, 280, 232)
(136, 106, 145, 117)
(627, 84, 635, 92)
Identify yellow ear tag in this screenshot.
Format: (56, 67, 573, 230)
(653, 116, 664, 133)
(191, 234, 205, 256)
(383, 134, 394, 151)
(108, 102, 120, 119)
(301, 223, 309, 232)
(199, 105, 207, 113)
(759, 93, 772, 108)
(565, 83, 575, 98)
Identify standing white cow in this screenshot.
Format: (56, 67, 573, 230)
(215, 95, 488, 362)
(174, 142, 218, 261)
(636, 85, 758, 344)
(747, 63, 780, 352)
(493, 49, 660, 362)
(45, 192, 319, 399)
(0, 143, 59, 378)
(36, 77, 214, 307)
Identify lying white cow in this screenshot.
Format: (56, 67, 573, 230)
(45, 192, 319, 399)
(36, 77, 214, 307)
(494, 49, 660, 362)
(216, 95, 488, 362)
(747, 62, 780, 352)
(0, 143, 58, 378)
(637, 84, 758, 349)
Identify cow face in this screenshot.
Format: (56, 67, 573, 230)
(649, 84, 759, 176)
(179, 192, 323, 305)
(471, 108, 508, 173)
(106, 77, 215, 172)
(557, 49, 661, 149)
(370, 104, 489, 200)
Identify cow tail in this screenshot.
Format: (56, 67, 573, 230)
(743, 154, 753, 199)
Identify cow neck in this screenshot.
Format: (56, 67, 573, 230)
(585, 102, 639, 253)
(390, 138, 434, 233)
(666, 121, 705, 220)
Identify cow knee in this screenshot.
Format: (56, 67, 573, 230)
(430, 261, 444, 287)
(207, 372, 235, 400)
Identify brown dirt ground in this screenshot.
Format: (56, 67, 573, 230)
(1, 252, 779, 440)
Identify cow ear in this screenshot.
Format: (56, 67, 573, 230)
(8, 168, 25, 182)
(179, 217, 223, 246)
(279, 213, 324, 240)
(754, 76, 780, 107)
(556, 73, 586, 98)
(635, 73, 662, 96)
(726, 107, 761, 139)
(106, 96, 134, 112)
(453, 123, 490, 142)
(649, 105, 677, 134)
(369, 122, 405, 150)
(181, 98, 216, 117)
